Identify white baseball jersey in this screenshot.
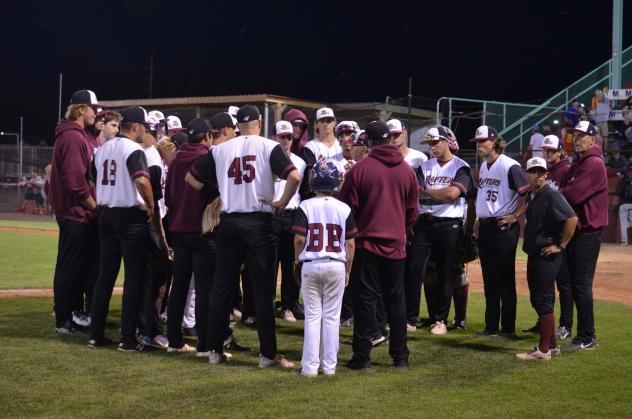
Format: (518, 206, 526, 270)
(292, 196, 357, 263)
(144, 145, 167, 219)
(304, 139, 347, 173)
(94, 136, 148, 207)
(420, 156, 472, 218)
(476, 154, 529, 218)
(192, 135, 296, 214)
(404, 148, 428, 169)
(274, 153, 306, 210)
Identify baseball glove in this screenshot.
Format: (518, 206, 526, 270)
(293, 262, 302, 288)
(202, 197, 222, 234)
(457, 233, 479, 264)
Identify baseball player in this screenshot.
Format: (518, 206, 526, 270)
(50, 89, 100, 335)
(302, 107, 347, 174)
(292, 160, 357, 377)
(166, 115, 186, 136)
(89, 106, 164, 351)
(335, 121, 358, 170)
(273, 121, 307, 322)
(516, 157, 577, 361)
(189, 105, 301, 368)
(387, 119, 428, 169)
(409, 126, 474, 335)
(473, 125, 529, 339)
(522, 134, 575, 339)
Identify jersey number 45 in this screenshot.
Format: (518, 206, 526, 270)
(227, 156, 256, 184)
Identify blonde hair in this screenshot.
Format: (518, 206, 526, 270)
(64, 104, 87, 121)
(156, 136, 176, 160)
(493, 138, 506, 154)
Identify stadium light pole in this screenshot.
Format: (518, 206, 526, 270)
(0, 131, 21, 203)
(612, 0, 623, 89)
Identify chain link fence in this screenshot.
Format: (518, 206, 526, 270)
(0, 145, 53, 212)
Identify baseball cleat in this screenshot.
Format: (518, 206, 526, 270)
(516, 346, 551, 361)
(430, 321, 448, 335)
(258, 354, 295, 369)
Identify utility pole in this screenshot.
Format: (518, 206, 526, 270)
(407, 77, 412, 147)
(149, 55, 154, 98)
(612, 0, 623, 89)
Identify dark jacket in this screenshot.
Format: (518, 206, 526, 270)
(285, 109, 310, 155)
(560, 145, 609, 233)
(339, 144, 419, 259)
(548, 157, 571, 188)
(49, 121, 96, 223)
(165, 143, 210, 233)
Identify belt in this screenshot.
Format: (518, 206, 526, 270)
(277, 209, 296, 217)
(478, 217, 500, 225)
(303, 257, 341, 264)
(420, 214, 462, 223)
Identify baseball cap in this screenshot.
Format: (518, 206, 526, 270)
(526, 157, 548, 172)
(316, 107, 335, 121)
(424, 126, 452, 142)
(120, 106, 148, 125)
(365, 121, 390, 143)
(166, 115, 185, 132)
(353, 130, 368, 147)
(275, 120, 293, 136)
(171, 131, 189, 148)
(531, 124, 539, 131)
(569, 120, 598, 136)
(335, 121, 357, 136)
(227, 106, 239, 117)
(70, 89, 102, 107)
(471, 125, 499, 142)
(187, 118, 211, 136)
(210, 112, 236, 131)
(236, 105, 261, 123)
(541, 135, 562, 150)
(386, 119, 406, 134)
(147, 110, 165, 132)
(148, 110, 165, 122)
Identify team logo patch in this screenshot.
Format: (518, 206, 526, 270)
(243, 115, 250, 122)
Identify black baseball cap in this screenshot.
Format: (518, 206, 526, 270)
(120, 106, 148, 125)
(171, 131, 189, 148)
(70, 89, 102, 107)
(187, 118, 212, 136)
(236, 105, 261, 123)
(210, 112, 236, 131)
(365, 121, 390, 143)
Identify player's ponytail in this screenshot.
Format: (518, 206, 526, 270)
(493, 138, 506, 154)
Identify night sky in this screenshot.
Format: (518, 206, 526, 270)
(1, 0, 630, 144)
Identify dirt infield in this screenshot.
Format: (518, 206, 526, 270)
(467, 244, 632, 306)
(0, 226, 58, 235)
(1, 245, 630, 304)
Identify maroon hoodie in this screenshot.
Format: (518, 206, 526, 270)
(49, 120, 96, 223)
(547, 157, 571, 188)
(560, 145, 608, 233)
(339, 144, 419, 259)
(285, 109, 310, 155)
(165, 142, 210, 233)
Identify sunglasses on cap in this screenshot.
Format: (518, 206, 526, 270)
(277, 134, 293, 141)
(292, 121, 307, 127)
(318, 117, 335, 124)
(424, 134, 447, 143)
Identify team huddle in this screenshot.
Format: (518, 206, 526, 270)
(49, 89, 608, 375)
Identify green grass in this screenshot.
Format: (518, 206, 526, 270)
(0, 219, 58, 230)
(0, 231, 58, 289)
(0, 294, 629, 418)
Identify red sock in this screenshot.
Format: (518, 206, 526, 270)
(549, 316, 557, 349)
(538, 313, 554, 353)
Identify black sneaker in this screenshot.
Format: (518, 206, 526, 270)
(55, 320, 86, 336)
(451, 319, 467, 330)
(223, 335, 252, 352)
(476, 329, 500, 338)
(87, 337, 114, 347)
(346, 358, 372, 371)
(393, 359, 409, 370)
(564, 336, 599, 351)
(521, 322, 540, 333)
(555, 326, 572, 340)
(117, 340, 143, 352)
(497, 332, 519, 340)
(370, 335, 387, 347)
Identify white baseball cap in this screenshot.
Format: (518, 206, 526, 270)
(526, 157, 548, 172)
(316, 107, 335, 121)
(148, 110, 165, 122)
(166, 115, 185, 132)
(227, 106, 239, 117)
(570, 120, 598, 136)
(541, 135, 561, 150)
(275, 120, 293, 136)
(471, 125, 499, 141)
(335, 121, 357, 136)
(386, 119, 406, 133)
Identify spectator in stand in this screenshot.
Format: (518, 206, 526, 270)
(606, 148, 629, 169)
(591, 89, 611, 152)
(621, 97, 632, 146)
(524, 124, 544, 159)
(565, 100, 582, 128)
(614, 171, 632, 245)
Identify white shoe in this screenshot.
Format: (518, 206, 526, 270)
(407, 323, 417, 332)
(550, 347, 561, 357)
(209, 351, 231, 364)
(430, 321, 448, 335)
(72, 311, 91, 327)
(167, 343, 196, 353)
(516, 346, 551, 361)
(196, 351, 210, 358)
(259, 354, 295, 369)
(282, 309, 297, 322)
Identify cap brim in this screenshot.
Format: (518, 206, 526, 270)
(468, 136, 494, 142)
(168, 128, 186, 132)
(541, 146, 560, 150)
(389, 129, 404, 134)
(527, 166, 548, 172)
(277, 131, 293, 136)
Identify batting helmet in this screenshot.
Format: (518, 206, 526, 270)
(310, 160, 341, 193)
(335, 120, 358, 137)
